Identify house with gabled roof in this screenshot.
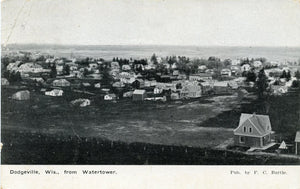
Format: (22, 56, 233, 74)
(132, 89, 147, 101)
(233, 113, 274, 148)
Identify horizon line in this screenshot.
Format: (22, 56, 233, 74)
(2, 43, 300, 48)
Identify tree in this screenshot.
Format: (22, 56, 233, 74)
(102, 67, 113, 85)
(63, 64, 70, 75)
(151, 53, 158, 64)
(294, 70, 300, 80)
(286, 71, 291, 81)
(223, 59, 231, 67)
(255, 69, 268, 98)
(8, 71, 22, 83)
(50, 64, 57, 78)
(292, 80, 300, 88)
(176, 83, 182, 89)
(280, 70, 287, 78)
(83, 68, 89, 77)
(245, 71, 256, 82)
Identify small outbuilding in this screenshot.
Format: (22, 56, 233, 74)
(104, 93, 117, 101)
(279, 141, 287, 150)
(52, 79, 70, 87)
(94, 83, 101, 88)
(221, 69, 232, 76)
(12, 90, 30, 100)
(71, 98, 91, 107)
(133, 89, 146, 101)
(123, 91, 133, 98)
(1, 78, 9, 86)
(45, 89, 63, 96)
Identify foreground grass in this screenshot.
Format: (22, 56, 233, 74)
(2, 130, 299, 165)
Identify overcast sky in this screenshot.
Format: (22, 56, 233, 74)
(2, 0, 300, 46)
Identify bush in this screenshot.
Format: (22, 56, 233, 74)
(292, 80, 300, 88)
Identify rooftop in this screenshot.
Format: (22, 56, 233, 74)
(235, 113, 272, 136)
(133, 89, 146, 94)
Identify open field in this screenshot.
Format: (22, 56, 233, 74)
(1, 86, 299, 164)
(2, 87, 244, 148)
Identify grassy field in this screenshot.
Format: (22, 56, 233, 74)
(1, 86, 299, 164)
(2, 130, 299, 165)
(1, 86, 244, 148)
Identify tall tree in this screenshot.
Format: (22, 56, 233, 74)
(255, 69, 268, 98)
(280, 70, 287, 78)
(151, 53, 158, 64)
(50, 64, 57, 78)
(295, 70, 300, 80)
(286, 71, 291, 81)
(245, 71, 256, 82)
(63, 64, 70, 75)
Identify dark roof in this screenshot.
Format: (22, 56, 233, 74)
(190, 73, 213, 77)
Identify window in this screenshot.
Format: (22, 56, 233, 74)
(249, 127, 252, 133)
(240, 136, 245, 143)
(243, 127, 246, 132)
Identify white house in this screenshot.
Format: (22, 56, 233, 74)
(221, 69, 232, 76)
(112, 81, 125, 88)
(198, 65, 207, 72)
(89, 63, 98, 70)
(1, 78, 10, 86)
(253, 61, 263, 68)
(231, 66, 241, 75)
(71, 98, 91, 107)
(189, 73, 213, 81)
(18, 63, 44, 73)
(180, 83, 202, 98)
(171, 63, 177, 69)
(123, 91, 133, 98)
(56, 64, 64, 75)
(45, 89, 63, 96)
(52, 79, 71, 87)
(154, 87, 163, 94)
(104, 93, 117, 100)
(6, 62, 19, 72)
(94, 83, 101, 88)
(144, 64, 156, 70)
(241, 64, 251, 72)
(111, 61, 120, 70)
(231, 59, 240, 66)
(122, 65, 131, 71)
(233, 113, 273, 148)
(271, 85, 288, 95)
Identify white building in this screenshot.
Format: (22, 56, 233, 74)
(104, 94, 117, 100)
(241, 64, 251, 72)
(253, 61, 263, 68)
(221, 69, 232, 76)
(45, 89, 64, 96)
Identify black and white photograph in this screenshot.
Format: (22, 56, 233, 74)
(1, 0, 300, 167)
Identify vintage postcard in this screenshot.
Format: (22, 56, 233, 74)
(1, 0, 300, 188)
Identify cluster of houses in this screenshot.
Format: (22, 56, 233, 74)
(2, 52, 300, 157)
(2, 53, 300, 104)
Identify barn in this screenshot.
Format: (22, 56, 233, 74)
(133, 89, 146, 101)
